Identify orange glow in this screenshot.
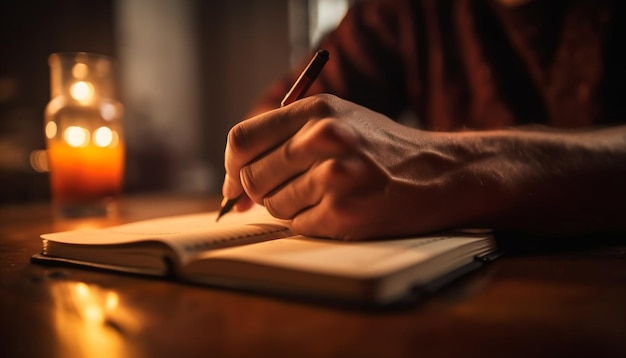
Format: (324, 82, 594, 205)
(29, 150, 49, 172)
(94, 127, 118, 148)
(50, 281, 140, 358)
(72, 63, 89, 79)
(100, 102, 117, 121)
(64, 126, 90, 147)
(70, 81, 94, 102)
(47, 139, 124, 203)
(45, 121, 58, 139)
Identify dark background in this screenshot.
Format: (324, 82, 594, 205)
(0, 0, 297, 203)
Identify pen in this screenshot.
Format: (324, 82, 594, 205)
(216, 49, 329, 222)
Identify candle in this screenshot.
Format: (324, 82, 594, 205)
(45, 52, 125, 217)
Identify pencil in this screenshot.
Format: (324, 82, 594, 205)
(216, 49, 329, 222)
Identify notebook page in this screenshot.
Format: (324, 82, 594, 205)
(41, 205, 291, 254)
(192, 234, 493, 279)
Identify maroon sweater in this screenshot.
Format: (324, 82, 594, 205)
(256, 0, 624, 130)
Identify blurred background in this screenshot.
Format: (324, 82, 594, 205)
(0, 0, 352, 204)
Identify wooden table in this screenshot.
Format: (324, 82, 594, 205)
(1, 194, 625, 358)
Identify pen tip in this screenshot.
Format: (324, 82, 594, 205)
(215, 194, 243, 222)
(215, 205, 225, 222)
(215, 208, 227, 222)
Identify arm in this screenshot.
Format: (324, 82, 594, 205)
(223, 94, 626, 240)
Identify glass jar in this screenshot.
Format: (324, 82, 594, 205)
(44, 52, 125, 217)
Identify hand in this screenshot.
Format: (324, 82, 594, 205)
(223, 94, 626, 239)
(222, 94, 498, 239)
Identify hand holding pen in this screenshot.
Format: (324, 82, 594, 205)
(219, 49, 482, 239)
(216, 49, 329, 221)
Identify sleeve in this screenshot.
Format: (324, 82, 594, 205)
(249, 0, 415, 119)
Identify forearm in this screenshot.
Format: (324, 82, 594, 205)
(452, 125, 626, 235)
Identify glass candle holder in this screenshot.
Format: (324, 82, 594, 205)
(44, 52, 125, 218)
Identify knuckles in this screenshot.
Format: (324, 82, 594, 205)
(309, 118, 360, 153)
(318, 158, 355, 186)
(226, 122, 251, 156)
(317, 155, 385, 193)
(227, 94, 343, 160)
(301, 93, 337, 118)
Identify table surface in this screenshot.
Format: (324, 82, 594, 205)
(1, 194, 625, 358)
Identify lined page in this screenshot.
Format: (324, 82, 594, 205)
(192, 234, 493, 279)
(41, 205, 291, 253)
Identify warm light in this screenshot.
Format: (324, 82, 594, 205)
(50, 282, 141, 358)
(105, 292, 119, 311)
(76, 282, 89, 298)
(94, 127, 113, 147)
(100, 103, 116, 121)
(29, 150, 49, 172)
(45, 121, 57, 139)
(70, 81, 94, 102)
(46, 52, 126, 218)
(64, 126, 90, 147)
(83, 304, 105, 324)
(72, 63, 89, 79)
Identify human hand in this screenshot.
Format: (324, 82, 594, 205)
(222, 94, 503, 239)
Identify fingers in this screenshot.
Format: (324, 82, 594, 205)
(233, 194, 255, 212)
(263, 154, 376, 219)
(223, 95, 335, 199)
(222, 107, 301, 199)
(287, 190, 365, 240)
(241, 118, 360, 203)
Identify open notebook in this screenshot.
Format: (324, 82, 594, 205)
(32, 206, 498, 305)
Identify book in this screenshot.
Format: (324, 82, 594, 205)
(31, 206, 498, 306)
